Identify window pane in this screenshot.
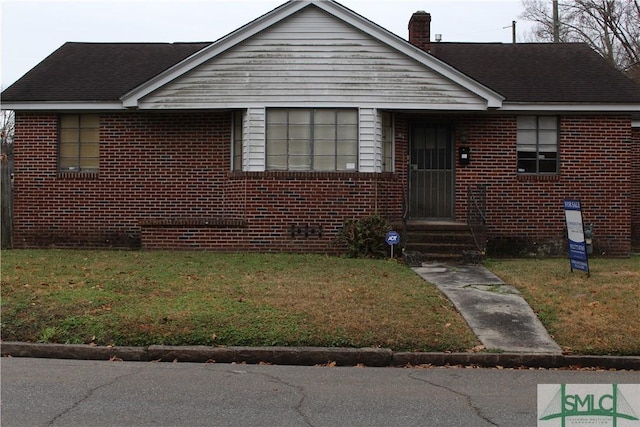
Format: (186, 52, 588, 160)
(517, 130, 537, 146)
(337, 155, 358, 170)
(337, 124, 357, 140)
(337, 140, 357, 156)
(517, 159, 536, 173)
(267, 110, 288, 124)
(60, 142, 77, 158)
(289, 110, 311, 124)
(267, 125, 287, 140)
(538, 116, 557, 130)
(79, 156, 99, 169)
(315, 139, 335, 156)
(60, 158, 78, 170)
(540, 145, 558, 154)
(539, 130, 557, 145)
(80, 114, 99, 128)
(337, 110, 357, 125)
(314, 125, 335, 140)
(267, 140, 287, 156)
(61, 115, 79, 128)
(517, 116, 536, 130)
(313, 156, 334, 171)
(267, 155, 287, 170)
(80, 142, 99, 158)
(314, 110, 335, 125)
(289, 125, 310, 140)
(289, 139, 310, 155)
(80, 128, 99, 143)
(539, 160, 557, 173)
(60, 129, 79, 144)
(289, 155, 311, 170)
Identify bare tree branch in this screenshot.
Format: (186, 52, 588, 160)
(519, 0, 640, 78)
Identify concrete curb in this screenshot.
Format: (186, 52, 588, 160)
(2, 342, 639, 370)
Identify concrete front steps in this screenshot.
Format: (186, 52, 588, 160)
(399, 220, 480, 262)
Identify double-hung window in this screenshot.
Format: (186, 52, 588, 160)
(59, 114, 99, 172)
(266, 108, 358, 171)
(517, 116, 558, 174)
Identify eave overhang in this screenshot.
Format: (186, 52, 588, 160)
(1, 101, 125, 111)
(499, 103, 640, 112)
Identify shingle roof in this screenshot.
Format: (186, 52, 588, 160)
(1, 42, 211, 102)
(3, 40, 640, 105)
(429, 42, 640, 103)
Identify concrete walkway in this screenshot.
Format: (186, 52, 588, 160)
(413, 262, 562, 354)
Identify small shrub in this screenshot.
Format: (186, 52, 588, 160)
(335, 215, 391, 258)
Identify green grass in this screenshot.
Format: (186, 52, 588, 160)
(1, 250, 478, 352)
(485, 257, 640, 355)
(5, 250, 638, 355)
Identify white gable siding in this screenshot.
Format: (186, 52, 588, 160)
(139, 7, 486, 110)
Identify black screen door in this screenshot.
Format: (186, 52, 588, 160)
(409, 123, 454, 219)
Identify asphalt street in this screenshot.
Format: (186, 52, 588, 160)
(2, 357, 639, 427)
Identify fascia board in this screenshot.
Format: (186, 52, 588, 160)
(138, 101, 491, 110)
(500, 103, 640, 112)
(1, 102, 124, 111)
(121, 0, 312, 108)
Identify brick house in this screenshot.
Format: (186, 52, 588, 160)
(3, 0, 640, 256)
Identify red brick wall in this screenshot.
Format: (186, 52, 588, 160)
(12, 111, 633, 255)
(451, 114, 633, 256)
(12, 111, 403, 252)
(632, 127, 640, 250)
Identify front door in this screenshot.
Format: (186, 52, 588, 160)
(409, 123, 454, 219)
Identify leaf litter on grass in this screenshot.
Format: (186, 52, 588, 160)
(2, 250, 478, 352)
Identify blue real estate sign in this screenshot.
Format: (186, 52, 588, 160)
(563, 199, 589, 274)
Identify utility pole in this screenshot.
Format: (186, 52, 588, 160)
(552, 0, 560, 42)
(503, 21, 517, 43)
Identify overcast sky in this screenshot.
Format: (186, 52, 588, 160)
(1, 0, 532, 89)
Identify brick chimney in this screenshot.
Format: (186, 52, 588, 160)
(408, 11, 431, 52)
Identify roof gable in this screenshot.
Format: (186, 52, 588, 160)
(137, 5, 490, 110)
(121, 0, 503, 109)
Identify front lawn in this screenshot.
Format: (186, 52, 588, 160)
(485, 257, 640, 355)
(1, 250, 478, 352)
